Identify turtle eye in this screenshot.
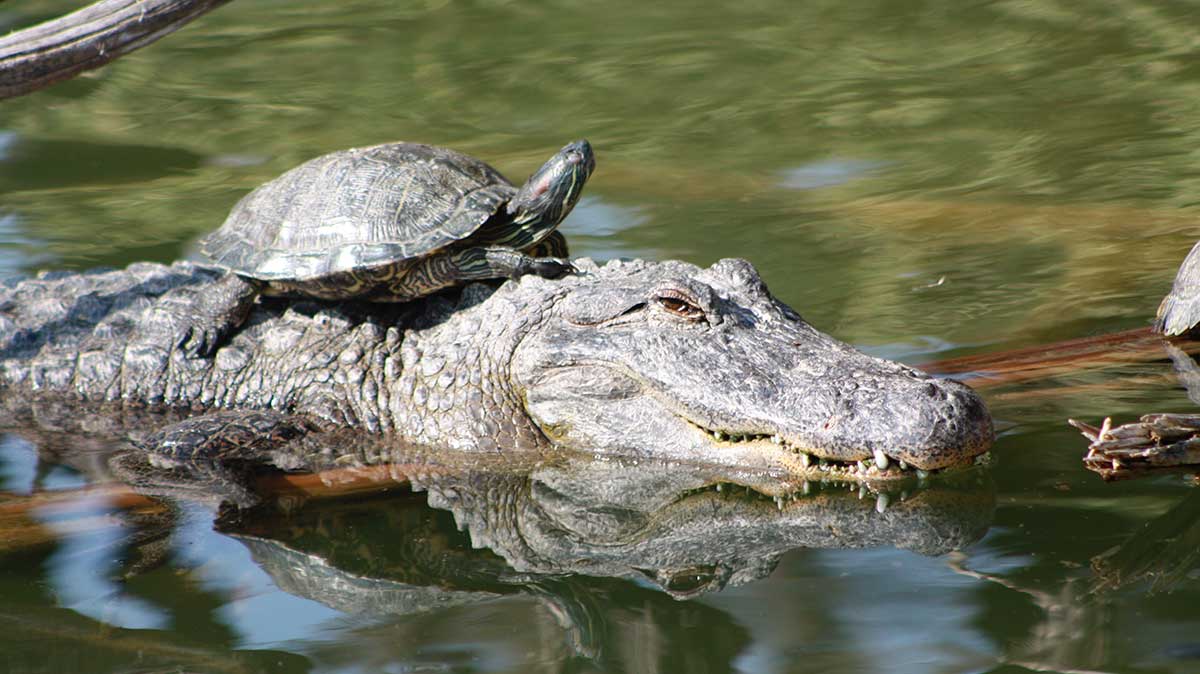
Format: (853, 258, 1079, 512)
(654, 289, 706, 323)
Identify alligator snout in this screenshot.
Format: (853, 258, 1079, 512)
(893, 376, 993, 468)
(808, 372, 993, 471)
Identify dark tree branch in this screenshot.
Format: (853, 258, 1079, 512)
(0, 0, 231, 100)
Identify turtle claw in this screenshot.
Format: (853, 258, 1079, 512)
(507, 255, 575, 281)
(528, 257, 576, 280)
(179, 324, 222, 359)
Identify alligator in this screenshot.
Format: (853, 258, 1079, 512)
(0, 256, 993, 481)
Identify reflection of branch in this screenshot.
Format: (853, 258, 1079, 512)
(1090, 488, 1200, 594)
(948, 553, 1120, 674)
(0, 484, 160, 552)
(0, 462, 426, 552)
(951, 490, 1200, 669)
(0, 608, 265, 674)
(0, 0, 231, 99)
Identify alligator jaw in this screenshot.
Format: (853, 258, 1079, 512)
(679, 414, 991, 482)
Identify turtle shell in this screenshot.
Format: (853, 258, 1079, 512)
(201, 142, 517, 287)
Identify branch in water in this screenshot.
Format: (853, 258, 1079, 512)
(0, 0, 231, 99)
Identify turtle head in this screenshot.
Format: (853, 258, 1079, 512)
(508, 139, 595, 227)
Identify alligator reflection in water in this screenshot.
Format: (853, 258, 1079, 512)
(208, 449, 995, 659)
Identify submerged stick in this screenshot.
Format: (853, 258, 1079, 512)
(920, 327, 1197, 387)
(0, 0, 231, 99)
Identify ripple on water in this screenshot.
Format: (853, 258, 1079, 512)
(777, 158, 890, 190)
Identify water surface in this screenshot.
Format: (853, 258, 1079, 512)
(4, 1, 1200, 672)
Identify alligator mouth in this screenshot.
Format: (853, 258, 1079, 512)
(682, 417, 989, 481)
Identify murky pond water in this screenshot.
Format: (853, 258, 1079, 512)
(5, 0, 1200, 672)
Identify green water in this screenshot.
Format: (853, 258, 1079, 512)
(4, 0, 1200, 671)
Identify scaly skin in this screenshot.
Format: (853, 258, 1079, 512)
(0, 257, 993, 480)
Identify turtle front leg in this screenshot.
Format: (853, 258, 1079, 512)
(454, 245, 575, 281)
(133, 272, 260, 357)
(391, 245, 574, 298)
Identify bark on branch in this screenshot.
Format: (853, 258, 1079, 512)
(0, 0, 231, 99)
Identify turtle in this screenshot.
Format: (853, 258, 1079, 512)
(181, 139, 595, 356)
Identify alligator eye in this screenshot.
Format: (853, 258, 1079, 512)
(655, 290, 706, 322)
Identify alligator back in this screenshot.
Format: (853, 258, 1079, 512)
(0, 262, 408, 431)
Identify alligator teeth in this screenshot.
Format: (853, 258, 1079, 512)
(688, 417, 959, 483)
(876, 493, 890, 513)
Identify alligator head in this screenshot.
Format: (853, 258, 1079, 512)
(509, 258, 994, 479)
